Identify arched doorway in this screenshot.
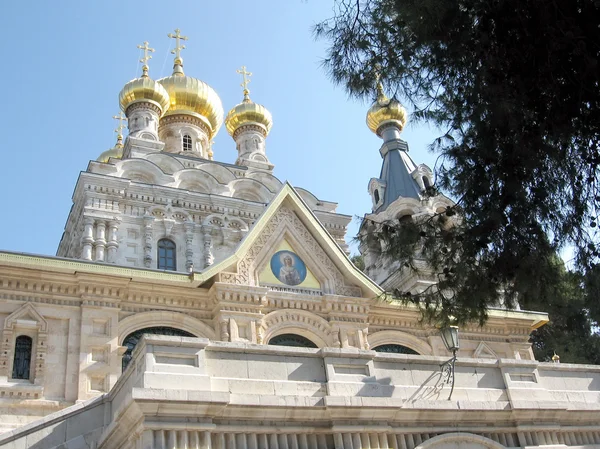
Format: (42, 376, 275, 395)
(372, 344, 419, 355)
(268, 333, 318, 348)
(122, 326, 195, 371)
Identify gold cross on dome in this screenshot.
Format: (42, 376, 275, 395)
(167, 28, 188, 60)
(137, 41, 154, 65)
(236, 65, 252, 98)
(113, 112, 128, 136)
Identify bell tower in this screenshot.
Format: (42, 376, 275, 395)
(359, 84, 453, 290)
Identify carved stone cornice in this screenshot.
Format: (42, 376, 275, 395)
(232, 124, 268, 140)
(159, 114, 211, 136)
(126, 101, 162, 117)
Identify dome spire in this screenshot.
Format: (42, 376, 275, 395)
(236, 65, 252, 103)
(97, 113, 128, 162)
(366, 78, 408, 139)
(167, 28, 188, 76)
(113, 111, 127, 147)
(225, 66, 274, 171)
(137, 41, 154, 78)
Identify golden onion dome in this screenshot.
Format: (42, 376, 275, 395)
(97, 135, 124, 163)
(119, 74, 170, 115)
(225, 90, 273, 137)
(157, 58, 224, 139)
(366, 84, 408, 136)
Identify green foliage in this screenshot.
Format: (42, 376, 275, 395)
(530, 268, 600, 364)
(317, 0, 600, 324)
(350, 254, 366, 272)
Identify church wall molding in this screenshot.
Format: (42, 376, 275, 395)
(118, 310, 216, 344)
(145, 153, 186, 174)
(262, 309, 333, 348)
(368, 329, 433, 355)
(415, 433, 507, 449)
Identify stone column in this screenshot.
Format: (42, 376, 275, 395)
(81, 217, 95, 261)
(185, 221, 195, 272)
(220, 319, 230, 342)
(143, 215, 154, 268)
(94, 221, 107, 262)
(202, 226, 214, 268)
(106, 221, 119, 263)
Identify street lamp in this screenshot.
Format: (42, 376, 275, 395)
(440, 325, 459, 400)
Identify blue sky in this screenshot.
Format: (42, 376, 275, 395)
(0, 1, 438, 257)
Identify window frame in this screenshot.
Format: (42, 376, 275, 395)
(157, 238, 177, 271)
(11, 335, 33, 380)
(182, 134, 193, 152)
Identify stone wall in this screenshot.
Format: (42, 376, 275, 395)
(0, 336, 598, 449)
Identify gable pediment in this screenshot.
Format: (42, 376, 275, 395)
(200, 184, 382, 299)
(473, 341, 499, 359)
(4, 303, 48, 332)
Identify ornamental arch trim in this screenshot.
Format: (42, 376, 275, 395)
(262, 309, 333, 348)
(118, 311, 216, 345)
(368, 330, 432, 355)
(416, 433, 507, 449)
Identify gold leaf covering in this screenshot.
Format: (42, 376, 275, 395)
(97, 146, 123, 163)
(119, 77, 170, 115)
(158, 74, 224, 139)
(366, 90, 408, 135)
(225, 100, 273, 137)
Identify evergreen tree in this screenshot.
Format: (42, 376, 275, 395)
(316, 0, 600, 325)
(529, 266, 600, 364)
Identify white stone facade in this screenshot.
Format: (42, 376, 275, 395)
(0, 336, 598, 448)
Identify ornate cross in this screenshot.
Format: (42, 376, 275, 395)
(168, 28, 188, 60)
(374, 63, 385, 99)
(137, 41, 154, 76)
(113, 112, 128, 136)
(137, 41, 154, 65)
(237, 65, 252, 99)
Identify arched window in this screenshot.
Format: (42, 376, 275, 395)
(12, 335, 33, 380)
(422, 176, 432, 189)
(122, 327, 195, 371)
(182, 134, 192, 152)
(157, 239, 176, 271)
(372, 344, 419, 355)
(374, 189, 380, 204)
(268, 334, 318, 348)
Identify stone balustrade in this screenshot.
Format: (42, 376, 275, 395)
(1, 335, 599, 449)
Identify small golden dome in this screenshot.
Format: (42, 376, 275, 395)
(366, 84, 408, 135)
(97, 136, 124, 163)
(119, 75, 170, 115)
(158, 61, 224, 140)
(225, 93, 273, 137)
(120, 42, 170, 115)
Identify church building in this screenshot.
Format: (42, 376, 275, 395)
(0, 30, 598, 449)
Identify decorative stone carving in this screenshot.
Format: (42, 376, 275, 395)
(81, 217, 95, 261)
(106, 220, 120, 263)
(94, 221, 107, 262)
(256, 324, 265, 344)
(143, 214, 154, 268)
(184, 221, 195, 271)
(220, 319, 230, 342)
(202, 226, 214, 268)
(232, 206, 362, 297)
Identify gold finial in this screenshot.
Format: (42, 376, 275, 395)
(236, 65, 253, 102)
(113, 112, 128, 147)
(137, 41, 155, 77)
(552, 352, 560, 363)
(374, 65, 386, 102)
(168, 28, 188, 75)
